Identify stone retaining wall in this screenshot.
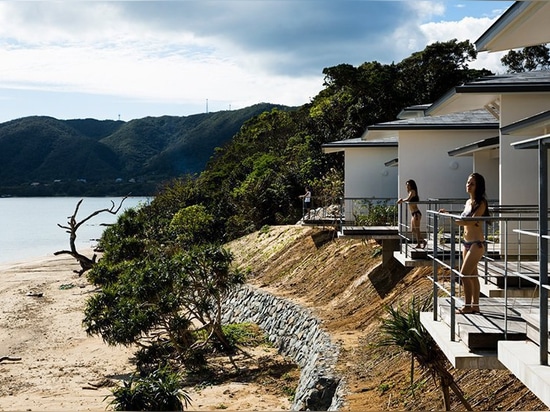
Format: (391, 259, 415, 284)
(222, 284, 345, 411)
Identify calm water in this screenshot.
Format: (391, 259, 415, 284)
(0, 197, 151, 264)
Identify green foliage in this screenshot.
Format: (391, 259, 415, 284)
(355, 202, 397, 226)
(397, 40, 490, 102)
(379, 297, 433, 354)
(0, 104, 285, 196)
(501, 44, 550, 73)
(170, 204, 215, 246)
(86, 244, 243, 347)
(220, 323, 269, 348)
(84, 211, 246, 358)
(107, 366, 191, 411)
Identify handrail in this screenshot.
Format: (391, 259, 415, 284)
(426, 207, 546, 359)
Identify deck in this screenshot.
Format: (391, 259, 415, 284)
(340, 225, 398, 239)
(438, 297, 534, 350)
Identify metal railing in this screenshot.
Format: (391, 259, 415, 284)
(300, 196, 342, 222)
(338, 197, 398, 232)
(426, 205, 550, 364)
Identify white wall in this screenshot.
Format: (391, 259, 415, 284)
(397, 130, 497, 203)
(499, 94, 550, 207)
(473, 149, 500, 202)
(344, 146, 398, 199)
(343, 146, 398, 221)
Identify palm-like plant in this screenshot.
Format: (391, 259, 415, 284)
(379, 297, 472, 411)
(107, 366, 192, 411)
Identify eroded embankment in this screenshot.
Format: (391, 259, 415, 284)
(226, 224, 548, 411)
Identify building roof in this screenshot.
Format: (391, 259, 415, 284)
(396, 104, 431, 120)
(448, 136, 500, 157)
(501, 110, 550, 136)
(366, 108, 497, 132)
(321, 136, 397, 153)
(475, 1, 550, 52)
(427, 71, 550, 116)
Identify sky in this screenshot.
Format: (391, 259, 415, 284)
(0, 1, 514, 123)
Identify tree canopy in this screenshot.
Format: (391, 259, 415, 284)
(501, 44, 550, 73)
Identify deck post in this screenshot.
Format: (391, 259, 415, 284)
(450, 218, 457, 341)
(432, 213, 439, 321)
(538, 140, 548, 365)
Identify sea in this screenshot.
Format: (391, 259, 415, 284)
(0, 196, 151, 265)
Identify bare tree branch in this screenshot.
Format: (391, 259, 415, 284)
(55, 196, 129, 276)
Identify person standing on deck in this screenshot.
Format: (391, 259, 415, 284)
(299, 187, 312, 219)
(397, 179, 426, 249)
(441, 172, 489, 314)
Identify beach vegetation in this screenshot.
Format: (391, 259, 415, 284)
(83, 197, 246, 369)
(379, 297, 472, 411)
(106, 366, 191, 411)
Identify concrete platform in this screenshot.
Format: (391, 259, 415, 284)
(438, 298, 529, 351)
(498, 340, 550, 408)
(339, 225, 398, 238)
(420, 312, 505, 370)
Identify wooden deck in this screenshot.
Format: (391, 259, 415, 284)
(340, 225, 398, 238)
(437, 297, 537, 350)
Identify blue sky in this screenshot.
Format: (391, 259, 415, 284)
(0, 1, 513, 123)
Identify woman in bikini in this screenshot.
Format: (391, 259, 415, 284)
(453, 172, 489, 314)
(397, 179, 426, 249)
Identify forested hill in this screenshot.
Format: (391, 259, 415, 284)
(0, 103, 289, 197)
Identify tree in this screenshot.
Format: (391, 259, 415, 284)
(379, 297, 472, 411)
(54, 197, 127, 276)
(397, 39, 492, 105)
(501, 44, 550, 73)
(83, 203, 245, 366)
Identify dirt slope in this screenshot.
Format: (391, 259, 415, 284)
(228, 225, 547, 411)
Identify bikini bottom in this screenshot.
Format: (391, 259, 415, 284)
(461, 240, 486, 251)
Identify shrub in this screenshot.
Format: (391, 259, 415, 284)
(107, 366, 191, 411)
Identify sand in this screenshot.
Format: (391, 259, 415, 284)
(0, 253, 293, 411)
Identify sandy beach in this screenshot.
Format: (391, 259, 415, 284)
(0, 252, 293, 411)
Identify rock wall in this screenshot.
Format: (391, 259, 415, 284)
(222, 284, 345, 411)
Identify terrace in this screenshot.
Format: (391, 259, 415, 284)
(392, 196, 550, 407)
(304, 191, 550, 406)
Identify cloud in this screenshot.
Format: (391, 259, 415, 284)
(0, 1, 514, 122)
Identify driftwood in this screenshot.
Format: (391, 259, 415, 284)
(0, 356, 22, 363)
(54, 197, 128, 276)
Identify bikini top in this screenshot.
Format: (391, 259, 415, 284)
(461, 199, 489, 218)
(410, 195, 419, 202)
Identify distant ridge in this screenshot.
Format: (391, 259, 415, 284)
(0, 103, 291, 196)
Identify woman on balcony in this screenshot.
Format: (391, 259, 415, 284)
(397, 179, 426, 249)
(452, 172, 489, 314)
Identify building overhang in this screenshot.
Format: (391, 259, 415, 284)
(511, 133, 550, 150)
(321, 138, 397, 154)
(502, 111, 550, 137)
(475, 1, 550, 53)
(448, 136, 500, 157)
(427, 72, 550, 117)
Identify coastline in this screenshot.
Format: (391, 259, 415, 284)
(0, 252, 135, 411)
(0, 251, 292, 411)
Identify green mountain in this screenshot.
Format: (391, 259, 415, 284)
(0, 103, 290, 196)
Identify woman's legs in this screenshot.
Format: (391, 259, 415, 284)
(411, 215, 424, 247)
(459, 244, 484, 312)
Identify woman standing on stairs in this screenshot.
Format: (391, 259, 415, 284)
(442, 172, 489, 314)
(397, 179, 426, 249)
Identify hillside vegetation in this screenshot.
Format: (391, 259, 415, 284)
(228, 225, 547, 411)
(0, 103, 286, 197)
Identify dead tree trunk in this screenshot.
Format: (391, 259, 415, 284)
(54, 197, 128, 276)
